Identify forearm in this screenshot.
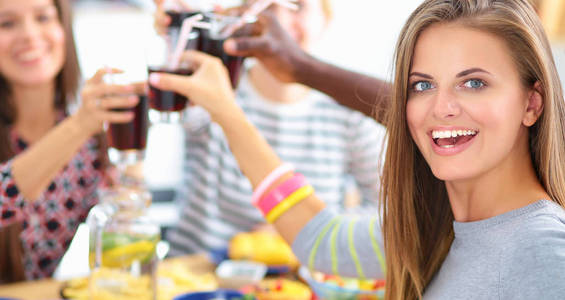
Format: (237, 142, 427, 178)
(11, 115, 93, 200)
(215, 109, 325, 243)
(295, 54, 391, 124)
(291, 208, 386, 279)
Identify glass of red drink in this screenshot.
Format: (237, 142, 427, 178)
(107, 93, 149, 166)
(146, 23, 199, 123)
(199, 12, 255, 89)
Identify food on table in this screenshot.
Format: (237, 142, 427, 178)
(240, 278, 312, 300)
(61, 261, 217, 300)
(158, 262, 218, 300)
(228, 231, 299, 268)
(304, 268, 385, 300)
(89, 268, 153, 300)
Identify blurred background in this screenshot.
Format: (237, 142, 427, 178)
(54, 0, 565, 279)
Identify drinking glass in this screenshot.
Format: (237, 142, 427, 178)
(199, 12, 255, 89)
(146, 25, 199, 123)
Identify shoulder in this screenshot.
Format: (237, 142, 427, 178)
(507, 202, 565, 258)
(501, 202, 565, 297)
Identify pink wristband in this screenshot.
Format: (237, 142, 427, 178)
(251, 163, 295, 207)
(256, 173, 307, 216)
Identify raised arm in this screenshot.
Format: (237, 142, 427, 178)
(224, 12, 391, 123)
(149, 51, 385, 278)
(8, 69, 138, 203)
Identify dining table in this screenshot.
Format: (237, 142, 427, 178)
(0, 254, 215, 300)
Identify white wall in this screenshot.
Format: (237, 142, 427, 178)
(314, 0, 422, 79)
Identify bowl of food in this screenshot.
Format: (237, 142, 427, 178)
(298, 267, 385, 300)
(240, 278, 311, 300)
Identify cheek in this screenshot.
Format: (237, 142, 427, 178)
(0, 36, 10, 57)
(51, 24, 65, 53)
(0, 35, 15, 75)
(406, 99, 426, 140)
(464, 93, 526, 135)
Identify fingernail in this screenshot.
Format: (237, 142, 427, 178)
(128, 95, 138, 102)
(224, 39, 236, 53)
(149, 73, 160, 86)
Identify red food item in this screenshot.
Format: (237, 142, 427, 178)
(373, 280, 386, 290)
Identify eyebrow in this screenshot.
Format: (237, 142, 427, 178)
(0, 5, 56, 18)
(409, 72, 433, 79)
(409, 68, 492, 80)
(456, 68, 491, 77)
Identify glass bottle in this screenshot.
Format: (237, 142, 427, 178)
(87, 180, 160, 300)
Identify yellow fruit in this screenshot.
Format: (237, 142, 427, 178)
(229, 232, 298, 267)
(101, 239, 157, 268)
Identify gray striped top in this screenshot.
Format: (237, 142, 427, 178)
(168, 73, 386, 255)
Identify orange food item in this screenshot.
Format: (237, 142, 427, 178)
(245, 279, 312, 300)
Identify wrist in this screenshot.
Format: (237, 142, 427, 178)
(68, 114, 99, 138)
(209, 104, 247, 128)
(292, 51, 317, 85)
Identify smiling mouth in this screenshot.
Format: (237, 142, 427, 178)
(431, 129, 478, 148)
(15, 47, 48, 64)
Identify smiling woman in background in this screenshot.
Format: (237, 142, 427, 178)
(150, 0, 565, 298)
(0, 0, 139, 282)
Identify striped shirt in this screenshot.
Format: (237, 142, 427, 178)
(168, 74, 386, 255)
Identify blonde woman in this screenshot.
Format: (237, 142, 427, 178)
(149, 0, 565, 298)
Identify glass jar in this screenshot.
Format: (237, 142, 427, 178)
(87, 183, 160, 300)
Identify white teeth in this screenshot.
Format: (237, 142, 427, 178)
(17, 49, 43, 62)
(432, 129, 477, 139)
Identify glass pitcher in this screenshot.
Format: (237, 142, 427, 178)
(87, 182, 160, 300)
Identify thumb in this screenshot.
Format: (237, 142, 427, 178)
(148, 72, 193, 98)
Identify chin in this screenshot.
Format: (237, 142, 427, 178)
(429, 163, 478, 182)
(10, 69, 60, 87)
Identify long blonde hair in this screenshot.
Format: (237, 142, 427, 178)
(381, 0, 565, 298)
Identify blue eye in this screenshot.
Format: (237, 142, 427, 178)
(413, 81, 434, 92)
(463, 79, 485, 89)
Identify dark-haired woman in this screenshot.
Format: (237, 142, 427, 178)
(0, 0, 139, 282)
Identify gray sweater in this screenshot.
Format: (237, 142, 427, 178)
(292, 200, 565, 299)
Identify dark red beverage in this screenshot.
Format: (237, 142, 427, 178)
(199, 34, 245, 88)
(166, 11, 201, 28)
(166, 11, 208, 51)
(108, 95, 149, 151)
(148, 67, 193, 112)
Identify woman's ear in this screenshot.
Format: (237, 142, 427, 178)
(523, 81, 544, 127)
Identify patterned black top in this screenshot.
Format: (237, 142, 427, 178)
(0, 130, 105, 279)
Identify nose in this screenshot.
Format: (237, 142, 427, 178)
(432, 88, 461, 119)
(19, 17, 42, 42)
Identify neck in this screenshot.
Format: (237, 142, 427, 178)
(249, 63, 310, 103)
(445, 132, 549, 222)
(11, 81, 58, 142)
